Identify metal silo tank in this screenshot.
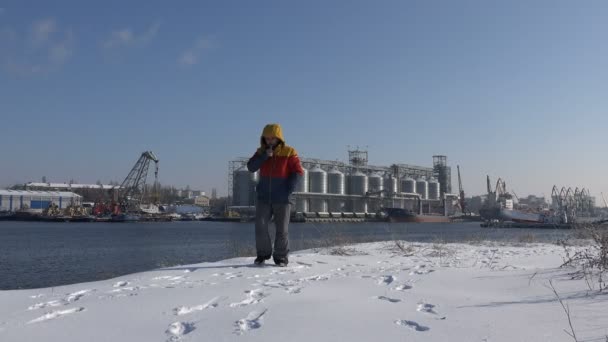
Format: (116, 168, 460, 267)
(352, 199, 368, 213)
(296, 166, 308, 193)
(294, 166, 308, 212)
(401, 177, 416, 194)
(384, 175, 398, 194)
(308, 165, 327, 193)
(348, 171, 368, 195)
(308, 165, 327, 213)
(368, 173, 384, 194)
(327, 168, 345, 195)
(329, 199, 346, 212)
(428, 178, 440, 200)
(295, 198, 308, 212)
(233, 165, 253, 206)
(249, 171, 259, 206)
(416, 178, 428, 199)
(310, 198, 328, 212)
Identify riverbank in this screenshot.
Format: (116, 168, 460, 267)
(1, 241, 606, 341)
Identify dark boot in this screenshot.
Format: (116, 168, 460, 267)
(254, 255, 271, 265)
(273, 256, 288, 267)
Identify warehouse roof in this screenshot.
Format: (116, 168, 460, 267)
(0, 190, 82, 197)
(25, 182, 120, 190)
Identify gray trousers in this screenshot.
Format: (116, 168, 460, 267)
(255, 203, 291, 259)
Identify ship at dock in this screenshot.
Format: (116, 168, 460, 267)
(382, 207, 452, 223)
(479, 176, 599, 225)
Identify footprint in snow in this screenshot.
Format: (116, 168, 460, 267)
(230, 289, 267, 307)
(409, 269, 434, 275)
(376, 296, 401, 303)
(66, 289, 93, 302)
(393, 284, 413, 291)
(394, 320, 429, 332)
(417, 302, 446, 319)
(28, 289, 92, 310)
(28, 307, 85, 324)
(377, 275, 396, 285)
(286, 287, 302, 294)
(108, 286, 139, 294)
(297, 274, 330, 282)
(28, 300, 62, 310)
(235, 309, 267, 335)
(165, 321, 195, 341)
(173, 296, 227, 315)
(417, 303, 437, 314)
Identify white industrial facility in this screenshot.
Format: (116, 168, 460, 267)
(229, 150, 456, 215)
(0, 190, 82, 212)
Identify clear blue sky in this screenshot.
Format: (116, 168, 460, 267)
(2, 0, 608, 199)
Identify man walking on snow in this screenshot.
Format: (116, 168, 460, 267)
(247, 123, 304, 267)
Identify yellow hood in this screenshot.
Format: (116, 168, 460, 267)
(257, 123, 297, 156)
(259, 123, 285, 148)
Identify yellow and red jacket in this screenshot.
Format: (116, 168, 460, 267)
(247, 124, 304, 204)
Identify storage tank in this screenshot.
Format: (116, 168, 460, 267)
(308, 165, 327, 212)
(310, 198, 328, 213)
(352, 199, 368, 213)
(384, 174, 398, 194)
(327, 168, 345, 195)
(295, 198, 308, 212)
(348, 170, 368, 195)
(329, 199, 346, 212)
(250, 171, 259, 205)
(416, 178, 428, 199)
(401, 177, 416, 194)
(232, 166, 258, 206)
(428, 178, 440, 200)
(368, 173, 383, 194)
(296, 166, 309, 193)
(308, 165, 327, 193)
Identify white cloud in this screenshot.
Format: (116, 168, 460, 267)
(140, 22, 160, 44)
(102, 22, 160, 50)
(30, 18, 57, 46)
(48, 30, 74, 64)
(103, 29, 134, 49)
(178, 36, 213, 66)
(0, 18, 74, 75)
(179, 51, 197, 66)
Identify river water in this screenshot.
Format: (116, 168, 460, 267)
(0, 221, 573, 290)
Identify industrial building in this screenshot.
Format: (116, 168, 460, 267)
(25, 182, 119, 190)
(194, 195, 210, 207)
(0, 190, 83, 212)
(229, 150, 455, 215)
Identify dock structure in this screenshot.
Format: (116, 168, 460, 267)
(481, 221, 573, 229)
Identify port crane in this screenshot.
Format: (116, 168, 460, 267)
(457, 165, 468, 214)
(116, 151, 159, 212)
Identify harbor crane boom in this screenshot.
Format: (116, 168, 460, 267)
(457, 165, 467, 214)
(119, 151, 159, 211)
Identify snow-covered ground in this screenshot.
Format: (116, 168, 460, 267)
(1, 241, 607, 342)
